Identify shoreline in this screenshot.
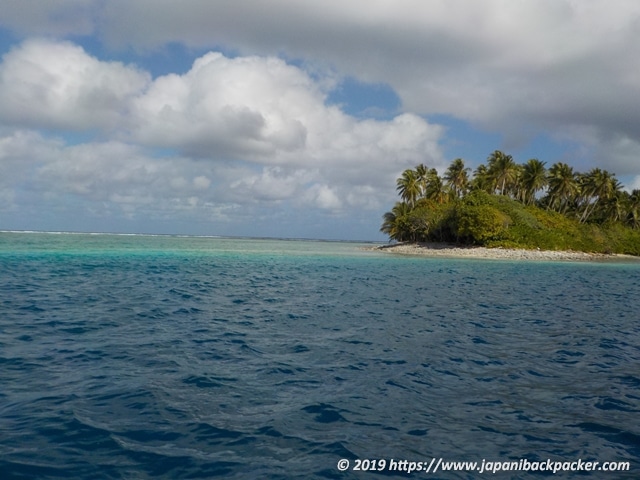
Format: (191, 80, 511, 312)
(367, 242, 640, 262)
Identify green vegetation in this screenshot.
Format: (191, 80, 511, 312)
(381, 151, 640, 255)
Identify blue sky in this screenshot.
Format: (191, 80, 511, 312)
(1, 1, 639, 241)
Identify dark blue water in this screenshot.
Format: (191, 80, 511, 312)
(1, 232, 639, 479)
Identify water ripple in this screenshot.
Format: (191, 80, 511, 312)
(1, 234, 639, 478)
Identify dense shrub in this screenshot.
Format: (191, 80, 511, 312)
(456, 204, 510, 244)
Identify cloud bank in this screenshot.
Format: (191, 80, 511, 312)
(0, 38, 443, 238)
(1, 1, 639, 238)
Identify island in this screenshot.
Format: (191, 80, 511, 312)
(378, 152, 640, 257)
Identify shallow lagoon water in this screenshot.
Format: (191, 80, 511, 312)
(1, 232, 639, 478)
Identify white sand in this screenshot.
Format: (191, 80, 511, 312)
(367, 242, 638, 262)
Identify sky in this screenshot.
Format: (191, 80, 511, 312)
(1, 1, 640, 241)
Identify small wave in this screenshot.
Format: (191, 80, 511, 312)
(302, 404, 347, 424)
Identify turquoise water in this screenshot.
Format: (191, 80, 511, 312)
(1, 232, 639, 478)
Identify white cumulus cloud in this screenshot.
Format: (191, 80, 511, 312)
(4, 1, 639, 236)
(88, 0, 640, 176)
(0, 39, 150, 131)
(0, 39, 444, 237)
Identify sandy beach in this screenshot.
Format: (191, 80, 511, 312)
(368, 242, 639, 262)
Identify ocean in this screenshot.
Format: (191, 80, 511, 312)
(1, 231, 638, 479)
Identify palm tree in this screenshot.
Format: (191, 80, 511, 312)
(470, 164, 493, 193)
(626, 189, 640, 228)
(414, 163, 430, 199)
(520, 159, 547, 206)
(444, 158, 470, 199)
(546, 162, 578, 214)
(510, 163, 525, 201)
(424, 168, 449, 204)
(486, 150, 518, 196)
(599, 176, 624, 223)
(380, 202, 411, 241)
(578, 168, 618, 223)
(396, 169, 421, 208)
(601, 191, 628, 224)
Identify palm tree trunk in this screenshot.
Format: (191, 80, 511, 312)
(580, 198, 598, 223)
